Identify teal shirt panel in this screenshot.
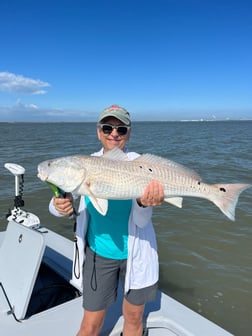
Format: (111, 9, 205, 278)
(85, 197, 132, 259)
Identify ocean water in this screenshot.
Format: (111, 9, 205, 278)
(0, 121, 251, 335)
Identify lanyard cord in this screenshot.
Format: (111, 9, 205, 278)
(0, 282, 21, 322)
(72, 210, 80, 280)
(47, 183, 81, 280)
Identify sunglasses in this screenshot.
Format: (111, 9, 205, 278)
(99, 123, 130, 136)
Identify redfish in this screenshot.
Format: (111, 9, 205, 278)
(37, 148, 251, 220)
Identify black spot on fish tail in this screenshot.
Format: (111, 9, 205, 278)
(219, 187, 226, 192)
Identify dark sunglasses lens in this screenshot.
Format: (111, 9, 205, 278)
(117, 126, 128, 135)
(102, 125, 113, 134)
(101, 124, 128, 135)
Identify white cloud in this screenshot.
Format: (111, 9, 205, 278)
(0, 99, 94, 122)
(27, 103, 39, 109)
(14, 99, 38, 110)
(0, 71, 50, 95)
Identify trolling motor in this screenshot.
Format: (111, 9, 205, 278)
(4, 163, 40, 229)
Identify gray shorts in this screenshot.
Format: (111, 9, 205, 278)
(82, 246, 158, 311)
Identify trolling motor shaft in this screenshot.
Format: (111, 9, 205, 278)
(4, 163, 40, 229)
(5, 163, 25, 208)
(5, 163, 25, 197)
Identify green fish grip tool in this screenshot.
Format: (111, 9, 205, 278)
(46, 181, 79, 219)
(46, 181, 66, 198)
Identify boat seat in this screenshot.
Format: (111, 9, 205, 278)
(0, 221, 45, 320)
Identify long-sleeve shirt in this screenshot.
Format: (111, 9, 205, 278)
(49, 149, 159, 293)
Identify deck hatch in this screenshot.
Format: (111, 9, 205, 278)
(0, 221, 45, 320)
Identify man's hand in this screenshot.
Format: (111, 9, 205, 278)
(137, 180, 164, 207)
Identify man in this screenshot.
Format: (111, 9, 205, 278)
(49, 105, 164, 336)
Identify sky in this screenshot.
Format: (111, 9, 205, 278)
(0, 0, 252, 122)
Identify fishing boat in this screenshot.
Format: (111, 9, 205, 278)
(0, 163, 233, 336)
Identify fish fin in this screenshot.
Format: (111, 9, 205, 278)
(164, 197, 183, 208)
(103, 148, 129, 161)
(89, 196, 108, 216)
(135, 154, 202, 181)
(80, 181, 108, 215)
(211, 183, 251, 221)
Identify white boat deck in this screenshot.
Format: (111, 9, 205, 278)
(0, 224, 233, 336)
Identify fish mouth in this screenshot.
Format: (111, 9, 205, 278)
(37, 170, 48, 181)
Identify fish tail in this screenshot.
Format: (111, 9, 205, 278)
(211, 183, 251, 221)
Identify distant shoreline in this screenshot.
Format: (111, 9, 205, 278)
(0, 119, 252, 124)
